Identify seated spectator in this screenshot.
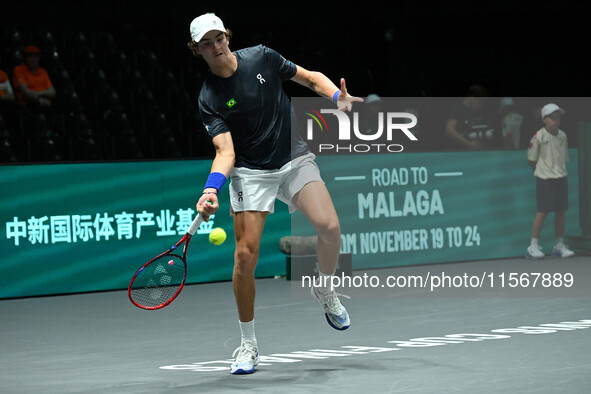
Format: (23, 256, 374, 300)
(12, 45, 56, 107)
(0, 68, 16, 103)
(358, 93, 383, 133)
(444, 85, 497, 150)
(498, 97, 524, 149)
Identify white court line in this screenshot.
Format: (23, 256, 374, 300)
(433, 172, 463, 177)
(334, 176, 366, 181)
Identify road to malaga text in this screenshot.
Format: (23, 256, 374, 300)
(339, 166, 482, 255)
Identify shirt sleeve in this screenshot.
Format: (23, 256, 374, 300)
(2, 80, 14, 95)
(527, 132, 540, 162)
(39, 69, 53, 90)
(263, 46, 297, 81)
(12, 66, 26, 88)
(198, 96, 230, 138)
(0, 71, 13, 95)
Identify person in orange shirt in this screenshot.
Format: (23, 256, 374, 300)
(12, 45, 56, 107)
(0, 69, 15, 102)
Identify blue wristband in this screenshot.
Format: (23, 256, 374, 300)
(332, 90, 341, 104)
(204, 172, 227, 192)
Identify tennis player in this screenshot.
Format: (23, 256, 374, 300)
(189, 13, 363, 374)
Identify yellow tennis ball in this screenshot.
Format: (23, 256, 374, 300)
(209, 227, 227, 245)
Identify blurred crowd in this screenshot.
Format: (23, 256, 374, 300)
(0, 28, 583, 163)
(0, 28, 214, 163)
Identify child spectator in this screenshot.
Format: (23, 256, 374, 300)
(526, 103, 574, 258)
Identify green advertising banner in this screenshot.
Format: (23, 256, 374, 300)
(0, 161, 290, 299)
(1, 150, 580, 298)
(292, 150, 580, 268)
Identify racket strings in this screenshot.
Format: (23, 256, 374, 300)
(130, 254, 186, 308)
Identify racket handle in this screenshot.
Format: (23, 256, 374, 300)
(188, 214, 204, 236)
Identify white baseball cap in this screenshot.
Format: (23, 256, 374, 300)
(541, 103, 565, 118)
(190, 13, 226, 43)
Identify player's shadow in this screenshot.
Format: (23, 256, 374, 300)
(184, 367, 343, 392)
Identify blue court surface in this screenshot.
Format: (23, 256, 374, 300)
(1, 256, 590, 393)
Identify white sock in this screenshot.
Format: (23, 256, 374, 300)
(531, 238, 539, 247)
(239, 320, 257, 347)
(317, 269, 335, 294)
(556, 237, 563, 246)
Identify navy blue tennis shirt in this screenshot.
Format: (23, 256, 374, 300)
(198, 45, 310, 170)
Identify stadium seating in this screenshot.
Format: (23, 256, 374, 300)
(0, 26, 213, 163)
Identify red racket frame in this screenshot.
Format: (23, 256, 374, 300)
(128, 214, 203, 310)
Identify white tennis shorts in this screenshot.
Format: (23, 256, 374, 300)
(229, 153, 323, 214)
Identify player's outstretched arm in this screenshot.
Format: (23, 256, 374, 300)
(291, 65, 363, 111)
(197, 132, 235, 221)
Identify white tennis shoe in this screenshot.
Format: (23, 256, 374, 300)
(526, 244, 544, 259)
(230, 342, 259, 374)
(552, 243, 574, 258)
(311, 286, 351, 330)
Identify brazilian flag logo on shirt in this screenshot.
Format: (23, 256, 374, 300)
(226, 98, 236, 108)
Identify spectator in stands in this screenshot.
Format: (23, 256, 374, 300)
(359, 93, 383, 133)
(498, 97, 524, 149)
(444, 85, 497, 150)
(0, 68, 16, 104)
(12, 45, 56, 107)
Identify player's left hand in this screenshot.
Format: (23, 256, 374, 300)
(336, 78, 364, 112)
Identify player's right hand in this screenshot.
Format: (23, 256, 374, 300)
(197, 191, 219, 222)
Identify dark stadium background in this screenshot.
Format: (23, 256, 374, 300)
(2, 1, 589, 162)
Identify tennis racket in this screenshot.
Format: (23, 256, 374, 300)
(128, 214, 204, 310)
